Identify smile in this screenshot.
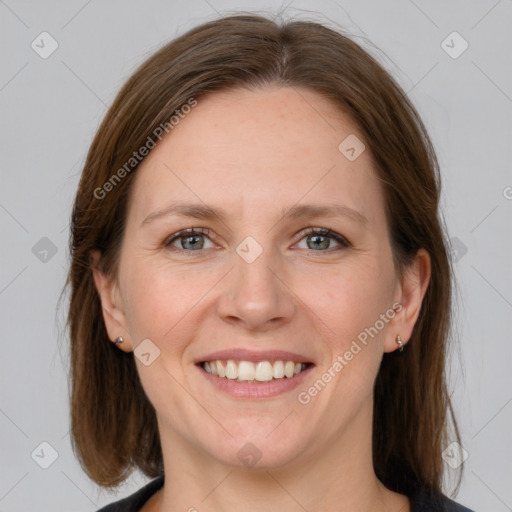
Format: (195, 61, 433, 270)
(201, 360, 311, 382)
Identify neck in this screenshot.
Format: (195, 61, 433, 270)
(150, 400, 409, 512)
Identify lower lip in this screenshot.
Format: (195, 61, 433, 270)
(197, 364, 314, 399)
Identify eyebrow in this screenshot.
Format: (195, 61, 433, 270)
(141, 201, 368, 228)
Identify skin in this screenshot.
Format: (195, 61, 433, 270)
(92, 86, 430, 512)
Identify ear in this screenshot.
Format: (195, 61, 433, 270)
(90, 249, 132, 352)
(384, 248, 431, 353)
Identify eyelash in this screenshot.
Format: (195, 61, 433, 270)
(163, 227, 351, 254)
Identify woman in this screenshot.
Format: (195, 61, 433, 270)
(66, 13, 475, 512)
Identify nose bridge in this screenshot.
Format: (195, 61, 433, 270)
(216, 234, 295, 329)
(236, 238, 277, 293)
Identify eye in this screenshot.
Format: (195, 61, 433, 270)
(164, 228, 215, 252)
(296, 227, 351, 251)
(163, 227, 351, 254)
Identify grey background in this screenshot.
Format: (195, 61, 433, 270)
(1, 0, 511, 510)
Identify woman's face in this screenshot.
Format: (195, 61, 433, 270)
(95, 86, 427, 470)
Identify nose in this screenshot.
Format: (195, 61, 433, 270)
(216, 245, 296, 332)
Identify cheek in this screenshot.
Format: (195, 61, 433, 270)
(307, 258, 395, 392)
(121, 258, 210, 343)
(312, 261, 394, 341)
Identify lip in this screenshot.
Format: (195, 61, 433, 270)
(197, 363, 314, 399)
(194, 348, 314, 365)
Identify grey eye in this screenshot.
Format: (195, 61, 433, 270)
(180, 234, 206, 250)
(296, 229, 349, 251)
(165, 229, 215, 251)
(305, 233, 333, 250)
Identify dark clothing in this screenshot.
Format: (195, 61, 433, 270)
(96, 475, 475, 511)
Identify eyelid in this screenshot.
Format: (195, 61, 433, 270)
(163, 227, 215, 248)
(163, 226, 351, 252)
(296, 227, 351, 248)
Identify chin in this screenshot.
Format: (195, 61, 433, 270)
(203, 428, 309, 470)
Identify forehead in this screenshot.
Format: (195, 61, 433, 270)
(128, 86, 385, 227)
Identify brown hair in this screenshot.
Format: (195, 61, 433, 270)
(66, 13, 462, 495)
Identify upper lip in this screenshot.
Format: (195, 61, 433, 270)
(194, 348, 314, 364)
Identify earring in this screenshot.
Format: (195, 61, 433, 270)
(396, 335, 404, 352)
(114, 336, 124, 345)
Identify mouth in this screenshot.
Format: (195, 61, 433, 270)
(199, 359, 313, 383)
(194, 348, 315, 398)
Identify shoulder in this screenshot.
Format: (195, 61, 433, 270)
(95, 477, 476, 512)
(409, 486, 475, 512)
(95, 475, 165, 512)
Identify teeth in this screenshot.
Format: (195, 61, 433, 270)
(284, 361, 295, 378)
(202, 359, 308, 382)
(238, 361, 256, 381)
(255, 361, 273, 382)
(225, 360, 237, 380)
(273, 360, 285, 379)
(216, 360, 226, 378)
